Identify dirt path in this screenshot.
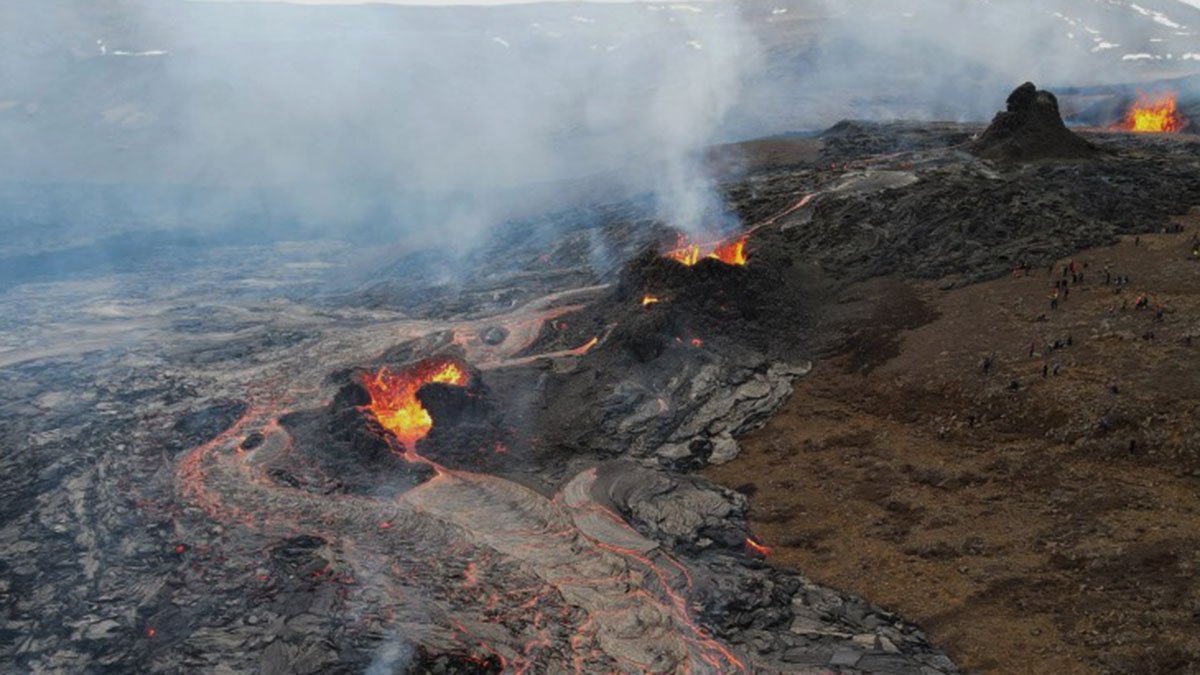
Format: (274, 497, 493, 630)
(707, 217, 1200, 673)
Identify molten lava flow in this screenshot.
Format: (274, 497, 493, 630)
(362, 358, 468, 446)
(641, 295, 660, 307)
(1122, 92, 1185, 133)
(569, 336, 599, 356)
(744, 537, 772, 557)
(665, 235, 748, 267)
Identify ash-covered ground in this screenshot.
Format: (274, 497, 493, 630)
(4, 98, 1200, 673)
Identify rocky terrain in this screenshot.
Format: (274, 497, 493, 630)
(4, 80, 1200, 674)
(708, 221, 1200, 673)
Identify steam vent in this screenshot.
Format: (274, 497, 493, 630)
(970, 82, 1096, 161)
(8, 2, 1200, 674)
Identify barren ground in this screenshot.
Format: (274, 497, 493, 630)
(708, 213, 1200, 673)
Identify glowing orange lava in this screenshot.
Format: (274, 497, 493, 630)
(1122, 92, 1186, 133)
(362, 358, 468, 445)
(641, 295, 660, 307)
(665, 235, 748, 267)
(744, 537, 772, 557)
(569, 336, 600, 356)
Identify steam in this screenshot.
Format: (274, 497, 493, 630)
(745, 0, 1200, 128)
(0, 0, 761, 260)
(364, 633, 414, 675)
(6, 0, 1198, 272)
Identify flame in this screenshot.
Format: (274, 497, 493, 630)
(1122, 92, 1185, 133)
(744, 537, 772, 557)
(665, 235, 748, 267)
(641, 295, 660, 307)
(362, 358, 469, 445)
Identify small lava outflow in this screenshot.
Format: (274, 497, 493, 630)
(361, 358, 468, 447)
(665, 235, 748, 267)
(1121, 91, 1188, 133)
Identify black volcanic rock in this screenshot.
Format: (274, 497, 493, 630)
(971, 82, 1096, 161)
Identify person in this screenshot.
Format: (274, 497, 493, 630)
(1042, 363, 1049, 378)
(982, 353, 994, 374)
(1029, 342, 1036, 357)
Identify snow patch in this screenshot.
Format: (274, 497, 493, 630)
(1130, 3, 1186, 29)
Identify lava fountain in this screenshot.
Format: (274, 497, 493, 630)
(361, 358, 468, 447)
(665, 235, 748, 267)
(1121, 91, 1187, 133)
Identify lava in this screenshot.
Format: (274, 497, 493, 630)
(665, 235, 748, 267)
(1122, 91, 1186, 133)
(569, 336, 599, 356)
(745, 537, 772, 557)
(362, 358, 468, 446)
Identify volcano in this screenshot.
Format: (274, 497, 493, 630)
(8, 1, 1200, 671)
(970, 82, 1096, 161)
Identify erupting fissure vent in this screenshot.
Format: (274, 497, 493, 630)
(1122, 92, 1186, 133)
(665, 235, 748, 267)
(362, 358, 468, 445)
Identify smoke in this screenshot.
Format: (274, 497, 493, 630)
(7, 0, 1197, 274)
(0, 0, 761, 264)
(732, 0, 1200, 132)
(364, 633, 414, 675)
